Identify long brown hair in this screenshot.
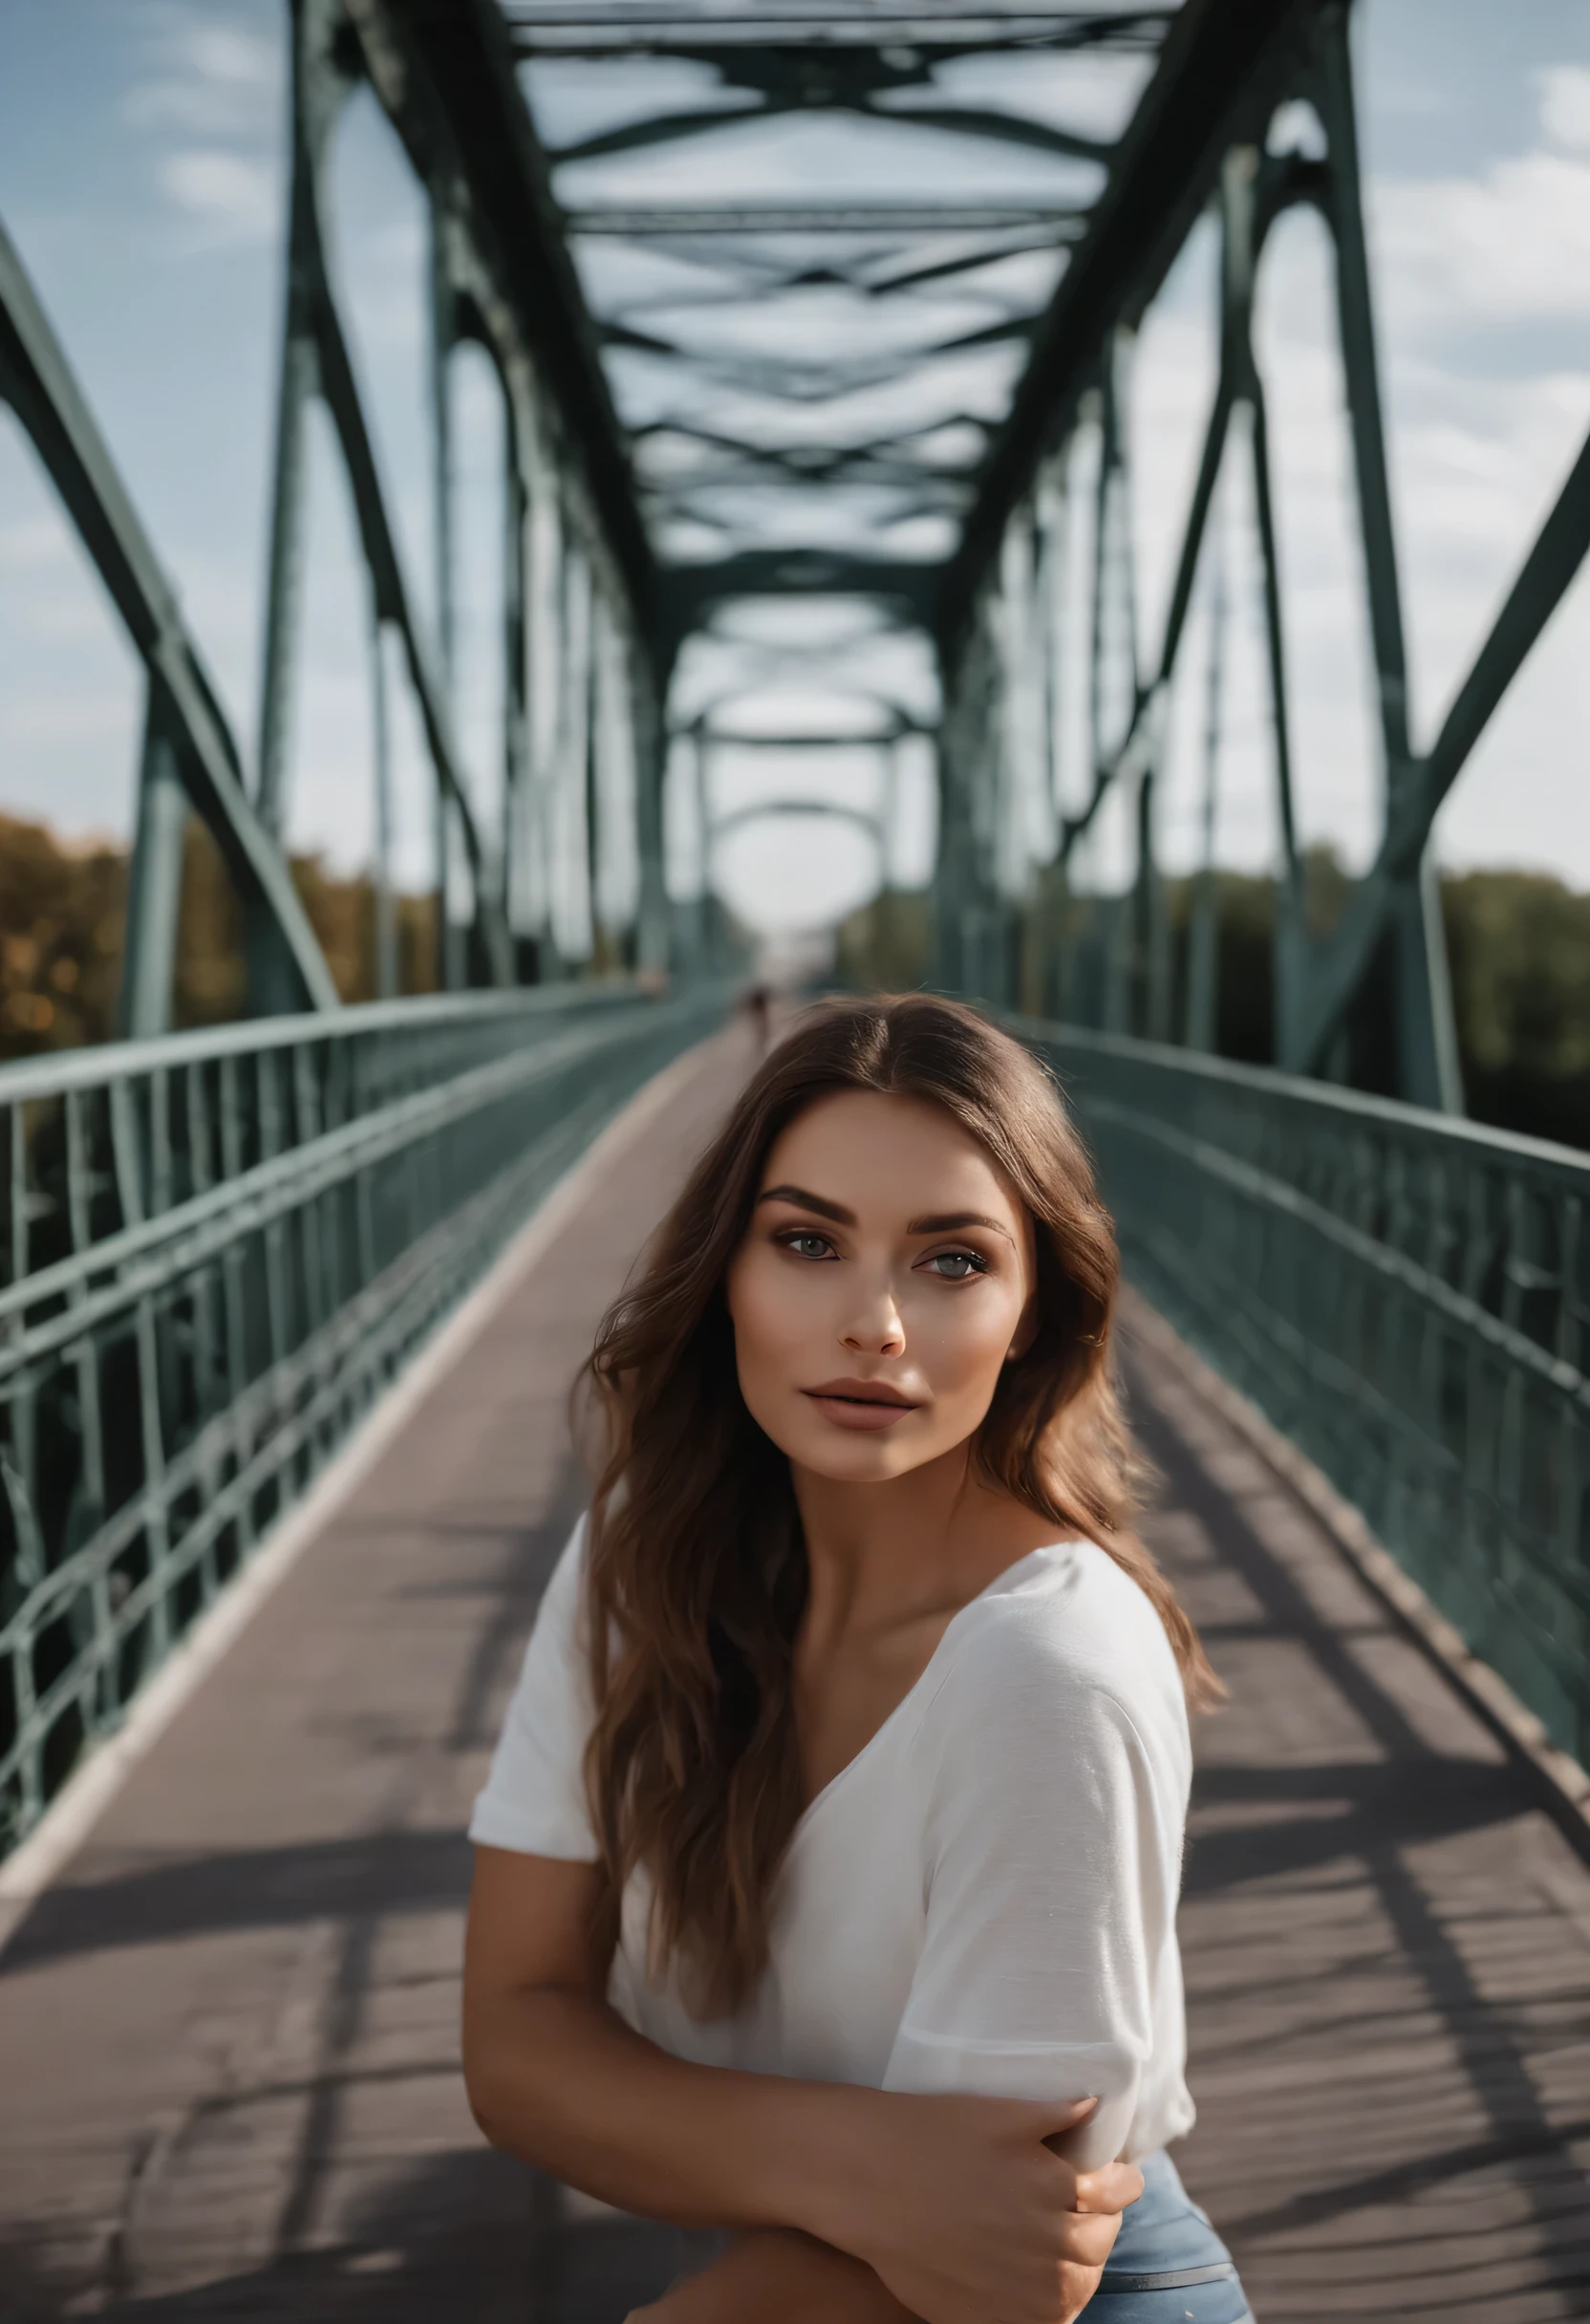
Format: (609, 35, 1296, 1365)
(581, 993, 1218, 2013)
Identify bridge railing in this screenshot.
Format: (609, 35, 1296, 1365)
(0, 984, 724, 1858)
(1022, 1020, 1590, 1771)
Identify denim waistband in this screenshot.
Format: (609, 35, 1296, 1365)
(1098, 2149, 1243, 2297)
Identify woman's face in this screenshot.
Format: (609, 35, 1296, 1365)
(725, 1088, 1037, 1483)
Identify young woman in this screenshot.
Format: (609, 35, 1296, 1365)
(463, 995, 1251, 2324)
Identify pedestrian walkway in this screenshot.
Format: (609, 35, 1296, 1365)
(0, 1030, 1587, 2322)
(1130, 1322, 1590, 2321)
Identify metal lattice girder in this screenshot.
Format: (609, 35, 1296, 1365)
(355, 0, 672, 971)
(507, 1, 1192, 609)
(659, 551, 941, 657)
(0, 218, 339, 1025)
(510, 11, 1174, 51)
(257, 0, 515, 986)
(709, 796, 885, 842)
(940, 0, 1313, 641)
(378, 0, 655, 630)
(935, 0, 1590, 1115)
(567, 205, 1091, 236)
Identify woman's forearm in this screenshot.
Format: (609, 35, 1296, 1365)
(464, 1981, 885, 2244)
(632, 2230, 919, 2324)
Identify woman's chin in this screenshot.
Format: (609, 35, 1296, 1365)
(781, 1422, 938, 1484)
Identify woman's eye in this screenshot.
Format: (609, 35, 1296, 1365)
(925, 1250, 985, 1280)
(783, 1232, 836, 1260)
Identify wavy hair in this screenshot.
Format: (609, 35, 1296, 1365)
(580, 993, 1219, 2013)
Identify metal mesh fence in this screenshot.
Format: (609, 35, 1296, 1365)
(0, 984, 723, 1858)
(1023, 1018, 1590, 1769)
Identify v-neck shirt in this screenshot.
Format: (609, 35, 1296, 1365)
(470, 1518, 1195, 2167)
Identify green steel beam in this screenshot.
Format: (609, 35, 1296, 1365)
(0, 216, 339, 1020)
(509, 11, 1174, 56)
(375, 0, 657, 643)
(565, 204, 1085, 238)
(258, 0, 514, 988)
(117, 704, 189, 1040)
(709, 798, 885, 842)
(658, 550, 940, 654)
(354, 0, 674, 977)
(938, 0, 1315, 656)
(1293, 420, 1590, 1079)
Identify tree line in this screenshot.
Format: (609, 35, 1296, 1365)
(0, 809, 439, 1055)
(4, 811, 1587, 1151)
(837, 855, 1590, 1153)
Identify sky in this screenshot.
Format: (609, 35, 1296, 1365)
(0, 1, 1588, 939)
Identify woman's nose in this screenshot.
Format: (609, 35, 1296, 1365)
(840, 1277, 905, 1356)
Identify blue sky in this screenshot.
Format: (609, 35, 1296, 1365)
(1, 1, 1589, 935)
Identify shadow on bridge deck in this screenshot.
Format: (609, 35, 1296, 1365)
(0, 1029, 1586, 2322)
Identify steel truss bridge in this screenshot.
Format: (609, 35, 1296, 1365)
(2, 5, 1590, 2310)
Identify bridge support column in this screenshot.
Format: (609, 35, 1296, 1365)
(1183, 513, 1227, 1055)
(118, 698, 188, 1040)
(428, 200, 463, 994)
(1312, 2, 1462, 1111)
(633, 672, 670, 978)
(369, 593, 398, 1001)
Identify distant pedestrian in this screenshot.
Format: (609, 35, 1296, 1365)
(742, 979, 771, 1053)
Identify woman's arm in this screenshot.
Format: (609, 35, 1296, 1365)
(464, 1846, 1138, 2324)
(629, 2229, 917, 2324)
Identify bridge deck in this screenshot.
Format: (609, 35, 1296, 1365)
(1, 1033, 1587, 2322)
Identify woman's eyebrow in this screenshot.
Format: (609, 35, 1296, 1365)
(907, 1211, 1015, 1242)
(755, 1183, 856, 1225)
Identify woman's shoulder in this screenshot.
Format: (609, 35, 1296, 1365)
(927, 1538, 1190, 1750)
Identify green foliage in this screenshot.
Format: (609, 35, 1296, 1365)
(0, 810, 439, 1063)
(833, 889, 933, 992)
(0, 812, 127, 1057)
(8, 807, 1590, 1152)
(1444, 870, 1590, 1150)
(834, 850, 1590, 1153)
(1171, 868, 1278, 1064)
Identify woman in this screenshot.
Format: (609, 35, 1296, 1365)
(463, 995, 1251, 2323)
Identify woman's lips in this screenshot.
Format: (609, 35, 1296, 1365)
(802, 1382, 920, 1432)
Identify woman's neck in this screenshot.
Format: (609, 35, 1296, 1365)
(790, 1442, 1057, 1652)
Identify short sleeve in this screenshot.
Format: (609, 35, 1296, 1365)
(882, 1583, 1188, 2170)
(469, 1516, 600, 1860)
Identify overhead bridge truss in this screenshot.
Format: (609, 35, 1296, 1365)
(4, 0, 1589, 1088)
(932, 1, 1590, 1111)
(0, 0, 677, 1036)
(4, 0, 1590, 1858)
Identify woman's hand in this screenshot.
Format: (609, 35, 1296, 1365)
(813, 2093, 1142, 2324)
(466, 1854, 1138, 2322)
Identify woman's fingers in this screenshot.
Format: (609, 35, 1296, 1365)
(1058, 2206, 1124, 2269)
(1071, 2159, 1146, 2215)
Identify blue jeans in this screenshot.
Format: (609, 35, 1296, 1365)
(1090, 2151, 1253, 2321)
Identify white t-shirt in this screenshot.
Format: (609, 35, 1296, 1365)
(470, 1520, 1195, 2168)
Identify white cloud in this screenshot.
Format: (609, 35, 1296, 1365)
(122, 13, 280, 139)
(1371, 150, 1590, 328)
(155, 148, 277, 247)
(0, 511, 77, 575)
(124, 6, 283, 247)
(1538, 64, 1590, 153)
